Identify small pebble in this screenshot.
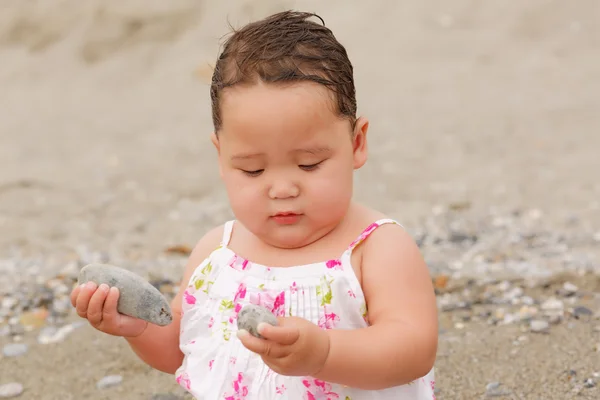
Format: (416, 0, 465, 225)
(541, 298, 564, 311)
(37, 322, 85, 344)
(0, 382, 24, 398)
(0, 325, 10, 337)
(9, 324, 24, 337)
(561, 282, 578, 296)
(583, 378, 596, 388)
(548, 314, 563, 325)
(485, 381, 510, 397)
(96, 375, 123, 389)
(572, 306, 593, 319)
(2, 343, 28, 357)
(530, 319, 550, 333)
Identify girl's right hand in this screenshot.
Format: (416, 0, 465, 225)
(70, 282, 148, 338)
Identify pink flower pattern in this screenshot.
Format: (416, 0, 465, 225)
(249, 290, 286, 317)
(318, 312, 340, 329)
(229, 254, 250, 271)
(224, 372, 250, 400)
(303, 378, 340, 400)
(176, 372, 191, 390)
(325, 259, 342, 270)
(177, 219, 433, 399)
(184, 290, 196, 305)
(347, 223, 377, 249)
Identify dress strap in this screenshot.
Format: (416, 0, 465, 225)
(346, 218, 402, 253)
(221, 220, 235, 246)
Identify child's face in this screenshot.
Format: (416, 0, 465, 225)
(212, 82, 368, 249)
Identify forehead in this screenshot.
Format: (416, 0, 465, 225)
(218, 82, 349, 152)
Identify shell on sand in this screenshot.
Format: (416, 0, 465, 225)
(78, 263, 173, 326)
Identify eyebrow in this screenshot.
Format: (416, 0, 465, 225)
(230, 146, 332, 161)
(293, 146, 332, 155)
(230, 153, 264, 161)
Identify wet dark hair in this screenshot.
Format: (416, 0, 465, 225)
(210, 10, 357, 133)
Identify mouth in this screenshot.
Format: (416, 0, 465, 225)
(271, 212, 302, 224)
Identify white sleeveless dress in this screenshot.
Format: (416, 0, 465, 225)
(176, 219, 436, 399)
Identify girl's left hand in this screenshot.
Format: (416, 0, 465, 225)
(237, 316, 330, 377)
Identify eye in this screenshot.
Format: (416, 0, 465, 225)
(241, 169, 264, 177)
(299, 162, 322, 171)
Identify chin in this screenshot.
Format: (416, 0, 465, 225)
(265, 233, 309, 249)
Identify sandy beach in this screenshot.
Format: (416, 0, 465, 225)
(1, 1, 599, 398)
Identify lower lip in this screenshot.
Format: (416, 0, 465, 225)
(272, 214, 301, 224)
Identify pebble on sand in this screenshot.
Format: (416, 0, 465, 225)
(530, 320, 550, 334)
(0, 383, 24, 398)
(2, 343, 28, 358)
(583, 378, 596, 388)
(96, 375, 123, 390)
(485, 381, 510, 397)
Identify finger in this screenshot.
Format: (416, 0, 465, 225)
(70, 284, 81, 307)
(237, 330, 288, 358)
(102, 287, 120, 323)
(87, 284, 110, 325)
(75, 281, 97, 318)
(257, 323, 300, 346)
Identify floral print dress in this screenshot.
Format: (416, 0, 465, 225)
(176, 219, 436, 399)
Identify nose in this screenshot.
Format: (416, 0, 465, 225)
(268, 177, 299, 199)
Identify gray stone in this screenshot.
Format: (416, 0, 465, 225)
(561, 282, 578, 296)
(485, 381, 510, 397)
(78, 263, 172, 326)
(572, 306, 593, 318)
(0, 325, 10, 337)
(96, 375, 123, 389)
(37, 322, 85, 344)
(530, 319, 550, 333)
(0, 382, 24, 398)
(9, 323, 25, 336)
(237, 304, 278, 338)
(541, 298, 564, 311)
(2, 343, 28, 357)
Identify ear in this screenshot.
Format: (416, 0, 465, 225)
(351, 117, 369, 169)
(210, 132, 223, 178)
(210, 132, 220, 153)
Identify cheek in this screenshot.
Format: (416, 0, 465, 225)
(306, 163, 353, 209)
(223, 173, 263, 211)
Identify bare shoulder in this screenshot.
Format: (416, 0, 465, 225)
(183, 224, 224, 279)
(170, 224, 225, 311)
(360, 218, 437, 326)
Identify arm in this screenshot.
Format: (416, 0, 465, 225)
(125, 225, 224, 374)
(314, 224, 438, 389)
